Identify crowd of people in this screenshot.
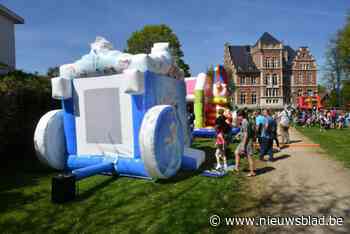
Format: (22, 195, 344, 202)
(211, 107, 293, 177)
(187, 104, 350, 177)
(295, 107, 350, 130)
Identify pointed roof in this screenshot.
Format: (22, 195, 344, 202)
(256, 32, 280, 45)
(283, 45, 297, 65)
(0, 4, 24, 24)
(228, 45, 260, 73)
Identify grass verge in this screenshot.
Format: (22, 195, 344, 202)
(0, 139, 254, 234)
(296, 126, 350, 168)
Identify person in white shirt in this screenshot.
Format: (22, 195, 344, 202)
(278, 108, 290, 144)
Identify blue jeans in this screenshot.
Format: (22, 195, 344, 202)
(259, 137, 273, 160)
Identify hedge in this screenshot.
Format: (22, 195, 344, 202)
(0, 71, 59, 160)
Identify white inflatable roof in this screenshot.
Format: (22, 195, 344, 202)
(59, 37, 184, 80)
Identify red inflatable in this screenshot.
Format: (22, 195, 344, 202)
(297, 95, 322, 109)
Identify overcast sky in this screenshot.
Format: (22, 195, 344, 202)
(2, 0, 349, 79)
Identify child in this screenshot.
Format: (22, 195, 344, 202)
(337, 114, 345, 129)
(305, 114, 312, 128)
(319, 112, 326, 132)
(215, 126, 228, 170)
(325, 111, 332, 129)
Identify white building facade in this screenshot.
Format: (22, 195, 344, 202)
(0, 4, 24, 74)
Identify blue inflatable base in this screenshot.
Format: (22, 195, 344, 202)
(192, 127, 240, 138)
(181, 155, 199, 170)
(66, 150, 203, 181)
(72, 162, 114, 181)
(201, 165, 235, 177)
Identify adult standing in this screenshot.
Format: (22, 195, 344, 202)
(271, 114, 280, 151)
(278, 108, 290, 144)
(234, 110, 256, 176)
(255, 109, 265, 148)
(259, 109, 274, 162)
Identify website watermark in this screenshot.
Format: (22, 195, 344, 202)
(209, 214, 344, 227)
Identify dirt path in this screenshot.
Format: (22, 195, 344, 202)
(251, 127, 350, 233)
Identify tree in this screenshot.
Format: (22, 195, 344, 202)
(47, 66, 59, 77)
(125, 24, 191, 77)
(338, 12, 350, 73)
(323, 33, 346, 106)
(317, 84, 326, 93)
(323, 11, 350, 107)
(341, 80, 350, 105)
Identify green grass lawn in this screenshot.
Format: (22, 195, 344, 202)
(0, 139, 252, 234)
(296, 126, 350, 168)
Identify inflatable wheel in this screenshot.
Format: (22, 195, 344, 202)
(34, 110, 66, 170)
(139, 105, 183, 179)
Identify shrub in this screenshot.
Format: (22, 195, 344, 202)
(0, 71, 60, 160)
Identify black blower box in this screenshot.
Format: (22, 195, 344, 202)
(51, 173, 76, 203)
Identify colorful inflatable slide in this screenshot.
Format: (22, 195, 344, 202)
(185, 65, 239, 138)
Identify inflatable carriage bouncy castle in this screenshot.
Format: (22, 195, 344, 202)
(34, 37, 205, 188)
(185, 65, 239, 138)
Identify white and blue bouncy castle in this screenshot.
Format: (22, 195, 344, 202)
(34, 37, 205, 186)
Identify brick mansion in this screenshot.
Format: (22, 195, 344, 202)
(224, 32, 317, 109)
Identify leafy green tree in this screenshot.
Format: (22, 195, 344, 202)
(341, 80, 350, 106)
(338, 12, 350, 73)
(324, 11, 350, 107)
(317, 84, 327, 94)
(125, 24, 191, 77)
(323, 35, 344, 106)
(47, 66, 59, 77)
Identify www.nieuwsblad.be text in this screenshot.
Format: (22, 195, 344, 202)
(209, 215, 344, 227)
